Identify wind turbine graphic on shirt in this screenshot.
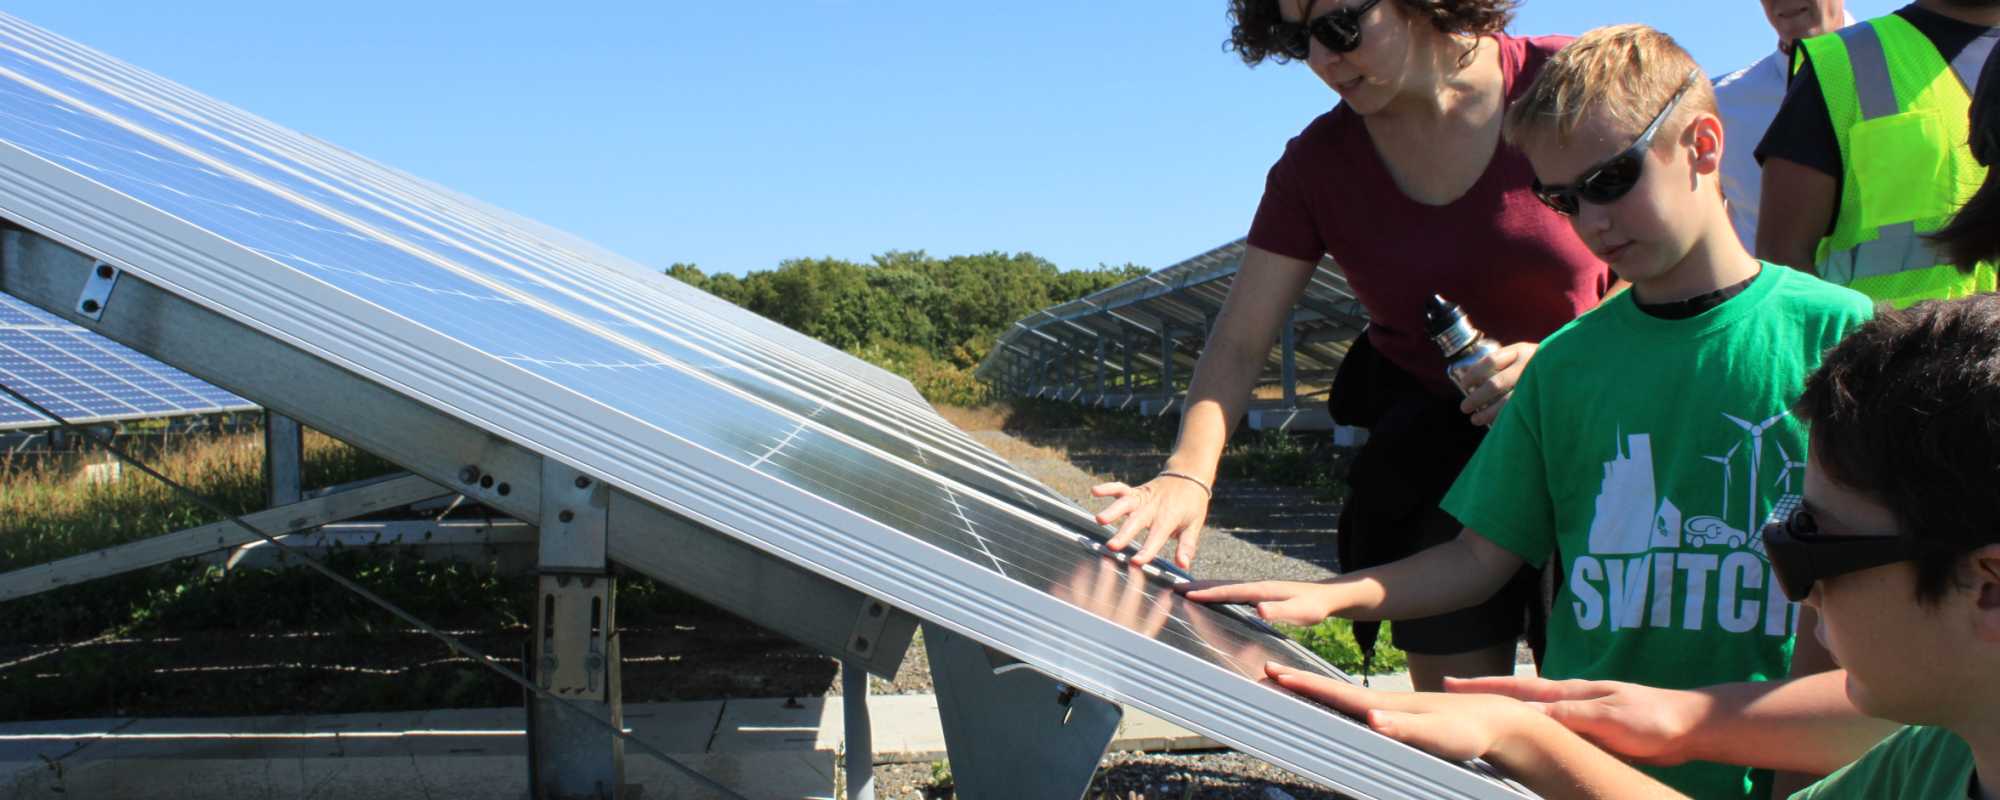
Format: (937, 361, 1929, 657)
(1722, 411, 1787, 532)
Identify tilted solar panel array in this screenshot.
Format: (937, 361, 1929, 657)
(0, 13, 1528, 798)
(0, 290, 253, 429)
(977, 239, 1367, 400)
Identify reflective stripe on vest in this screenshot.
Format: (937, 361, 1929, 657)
(1801, 16, 1994, 307)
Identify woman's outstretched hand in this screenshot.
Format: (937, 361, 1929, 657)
(1091, 473, 1212, 569)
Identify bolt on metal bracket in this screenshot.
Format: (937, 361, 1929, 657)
(76, 261, 118, 320)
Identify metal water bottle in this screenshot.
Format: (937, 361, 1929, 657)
(1424, 294, 1501, 398)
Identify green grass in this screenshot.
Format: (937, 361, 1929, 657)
(1, 430, 400, 644)
(1216, 428, 1349, 503)
(1280, 618, 1407, 678)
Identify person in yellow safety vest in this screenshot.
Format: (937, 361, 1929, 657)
(1755, 1, 2000, 308)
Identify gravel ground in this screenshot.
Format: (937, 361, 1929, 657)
(858, 751, 1348, 800)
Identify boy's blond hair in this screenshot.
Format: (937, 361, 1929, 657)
(1503, 24, 1718, 150)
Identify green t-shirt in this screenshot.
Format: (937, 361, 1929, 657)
(1792, 726, 1978, 799)
(1442, 265, 1873, 799)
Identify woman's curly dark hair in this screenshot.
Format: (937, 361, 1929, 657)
(1226, 0, 1518, 66)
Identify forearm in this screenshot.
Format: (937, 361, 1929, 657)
(1328, 531, 1521, 621)
(1755, 158, 1837, 274)
(1676, 671, 1899, 773)
(1164, 339, 1269, 481)
(1495, 716, 1687, 800)
(1162, 247, 1312, 482)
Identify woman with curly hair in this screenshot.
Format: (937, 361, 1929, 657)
(1094, 0, 1618, 691)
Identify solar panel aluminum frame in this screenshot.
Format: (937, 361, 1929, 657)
(0, 89, 1531, 800)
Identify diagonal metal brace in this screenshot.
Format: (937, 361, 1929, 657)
(0, 472, 449, 602)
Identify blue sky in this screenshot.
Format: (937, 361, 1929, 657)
(4, 2, 1907, 276)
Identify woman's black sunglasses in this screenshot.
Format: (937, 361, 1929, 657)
(1761, 505, 1911, 603)
(1271, 0, 1381, 60)
(1531, 69, 1702, 217)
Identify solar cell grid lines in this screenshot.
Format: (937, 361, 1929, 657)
(0, 13, 1531, 798)
(0, 291, 253, 429)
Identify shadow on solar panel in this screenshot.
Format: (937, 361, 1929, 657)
(0, 12, 1532, 799)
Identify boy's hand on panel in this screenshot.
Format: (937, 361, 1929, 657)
(1179, 579, 1344, 626)
(1443, 675, 1705, 766)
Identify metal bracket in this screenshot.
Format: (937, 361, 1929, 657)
(924, 623, 1121, 800)
(847, 596, 892, 659)
(75, 260, 117, 320)
(539, 461, 609, 571)
(536, 573, 612, 701)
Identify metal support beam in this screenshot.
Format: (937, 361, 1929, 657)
(924, 623, 1120, 800)
(264, 412, 303, 507)
(843, 659, 875, 800)
(0, 230, 546, 524)
(0, 473, 449, 602)
(528, 461, 625, 800)
(1159, 323, 1174, 394)
(1092, 337, 1106, 401)
(1120, 330, 1134, 393)
(605, 494, 917, 678)
(1281, 314, 1298, 405)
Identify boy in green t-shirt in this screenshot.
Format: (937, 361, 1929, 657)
(1187, 24, 1872, 798)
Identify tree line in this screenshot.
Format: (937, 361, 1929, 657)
(666, 251, 1147, 405)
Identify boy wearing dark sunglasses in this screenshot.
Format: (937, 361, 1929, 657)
(1189, 24, 1873, 799)
(1262, 291, 2000, 800)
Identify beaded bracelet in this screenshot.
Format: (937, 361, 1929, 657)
(1155, 470, 1213, 498)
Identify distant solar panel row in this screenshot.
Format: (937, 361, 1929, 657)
(0, 291, 253, 430)
(0, 11, 1529, 797)
(977, 239, 1365, 400)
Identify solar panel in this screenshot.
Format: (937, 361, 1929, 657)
(979, 239, 1365, 404)
(0, 14, 1530, 798)
(0, 291, 254, 430)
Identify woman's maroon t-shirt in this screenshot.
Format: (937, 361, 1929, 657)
(1247, 33, 1611, 399)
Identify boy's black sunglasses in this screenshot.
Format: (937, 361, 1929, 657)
(1531, 69, 1702, 217)
(1271, 0, 1381, 60)
(1761, 506, 1911, 603)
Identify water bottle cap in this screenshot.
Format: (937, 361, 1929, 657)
(1423, 294, 1466, 338)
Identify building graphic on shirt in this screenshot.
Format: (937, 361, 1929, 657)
(1570, 412, 1800, 637)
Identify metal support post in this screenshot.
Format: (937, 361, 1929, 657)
(264, 412, 303, 507)
(1121, 331, 1134, 394)
(1092, 337, 1106, 402)
(1159, 323, 1174, 395)
(1040, 339, 1052, 396)
(1280, 313, 1298, 406)
(923, 623, 1120, 800)
(843, 659, 875, 800)
(527, 460, 625, 800)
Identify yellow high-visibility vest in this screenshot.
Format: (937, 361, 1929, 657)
(1799, 15, 1996, 306)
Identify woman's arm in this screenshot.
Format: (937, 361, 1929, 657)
(1095, 244, 1318, 568)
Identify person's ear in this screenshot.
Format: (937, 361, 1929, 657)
(1687, 113, 1725, 177)
(1970, 544, 2000, 643)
